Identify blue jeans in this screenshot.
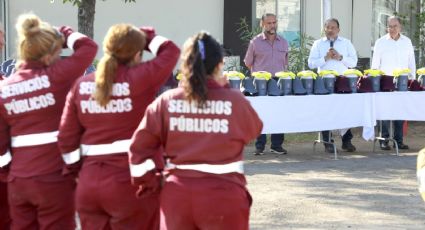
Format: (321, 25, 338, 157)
(255, 134, 284, 150)
(321, 129, 353, 144)
(380, 120, 404, 144)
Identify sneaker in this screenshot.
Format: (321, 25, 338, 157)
(324, 144, 335, 153)
(253, 149, 264, 156)
(380, 142, 391, 151)
(270, 146, 287, 155)
(341, 142, 356, 152)
(394, 143, 409, 150)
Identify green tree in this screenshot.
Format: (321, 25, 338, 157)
(393, 3, 424, 67)
(413, 3, 425, 67)
(56, 0, 135, 38)
(287, 33, 315, 73)
(236, 17, 262, 47)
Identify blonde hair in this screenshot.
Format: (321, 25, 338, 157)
(16, 13, 63, 61)
(93, 24, 146, 106)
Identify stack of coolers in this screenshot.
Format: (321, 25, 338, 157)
(275, 71, 295, 95)
(392, 68, 410, 91)
(296, 70, 316, 95)
(361, 69, 384, 92)
(252, 71, 272, 96)
(416, 68, 425, 90)
(319, 70, 338, 94)
(341, 69, 363, 93)
(225, 67, 425, 97)
(223, 70, 257, 96)
(225, 70, 245, 90)
(392, 68, 425, 92)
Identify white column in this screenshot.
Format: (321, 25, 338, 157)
(322, 0, 332, 26)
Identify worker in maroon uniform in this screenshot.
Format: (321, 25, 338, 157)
(0, 22, 10, 230)
(129, 31, 263, 230)
(58, 24, 179, 229)
(0, 13, 97, 229)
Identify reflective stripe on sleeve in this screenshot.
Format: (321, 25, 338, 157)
(0, 151, 11, 167)
(62, 148, 81, 165)
(67, 32, 86, 51)
(148, 36, 168, 56)
(418, 168, 425, 193)
(11, 131, 58, 148)
(81, 139, 131, 156)
(130, 159, 155, 177)
(167, 160, 244, 174)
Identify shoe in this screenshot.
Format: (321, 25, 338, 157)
(324, 144, 335, 153)
(394, 143, 409, 150)
(341, 142, 356, 152)
(380, 142, 391, 151)
(270, 146, 287, 155)
(253, 149, 264, 156)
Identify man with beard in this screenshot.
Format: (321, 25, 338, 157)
(244, 13, 289, 156)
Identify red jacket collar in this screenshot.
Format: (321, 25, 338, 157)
(18, 60, 47, 70)
(207, 79, 230, 89)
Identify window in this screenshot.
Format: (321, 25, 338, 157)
(372, 0, 421, 64)
(372, 0, 420, 45)
(255, 0, 302, 44)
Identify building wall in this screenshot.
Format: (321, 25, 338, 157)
(4, 0, 375, 63)
(4, 0, 224, 60)
(352, 0, 373, 58)
(304, 0, 322, 40)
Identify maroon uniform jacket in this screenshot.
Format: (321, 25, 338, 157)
(129, 80, 263, 187)
(0, 32, 97, 180)
(58, 36, 180, 173)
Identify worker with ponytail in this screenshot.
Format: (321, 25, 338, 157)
(0, 13, 97, 229)
(129, 31, 263, 230)
(58, 24, 180, 229)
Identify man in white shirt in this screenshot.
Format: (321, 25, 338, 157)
(371, 16, 415, 150)
(308, 18, 358, 153)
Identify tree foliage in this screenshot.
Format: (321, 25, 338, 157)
(54, 0, 135, 38)
(236, 17, 262, 47)
(61, 0, 135, 6)
(287, 33, 315, 73)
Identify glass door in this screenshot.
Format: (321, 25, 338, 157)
(255, 0, 302, 44)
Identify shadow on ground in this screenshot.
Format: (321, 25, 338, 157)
(245, 122, 425, 229)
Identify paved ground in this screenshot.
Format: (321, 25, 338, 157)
(245, 124, 425, 229)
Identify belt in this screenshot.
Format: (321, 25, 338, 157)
(166, 160, 244, 174)
(11, 131, 58, 147)
(62, 139, 131, 165)
(0, 151, 11, 167)
(130, 159, 155, 177)
(81, 139, 131, 156)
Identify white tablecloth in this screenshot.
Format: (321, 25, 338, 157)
(246, 93, 376, 140)
(246, 91, 425, 141)
(375, 91, 425, 121)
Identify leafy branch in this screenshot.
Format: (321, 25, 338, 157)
(60, 0, 135, 6)
(288, 33, 315, 72)
(236, 17, 262, 46)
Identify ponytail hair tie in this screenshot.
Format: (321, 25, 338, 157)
(197, 40, 205, 60)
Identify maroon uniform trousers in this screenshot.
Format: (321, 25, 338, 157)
(0, 182, 10, 230)
(160, 175, 251, 230)
(76, 162, 159, 230)
(7, 171, 75, 230)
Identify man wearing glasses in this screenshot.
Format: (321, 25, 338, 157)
(371, 16, 416, 150)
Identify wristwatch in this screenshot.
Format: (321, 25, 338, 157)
(339, 55, 343, 61)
